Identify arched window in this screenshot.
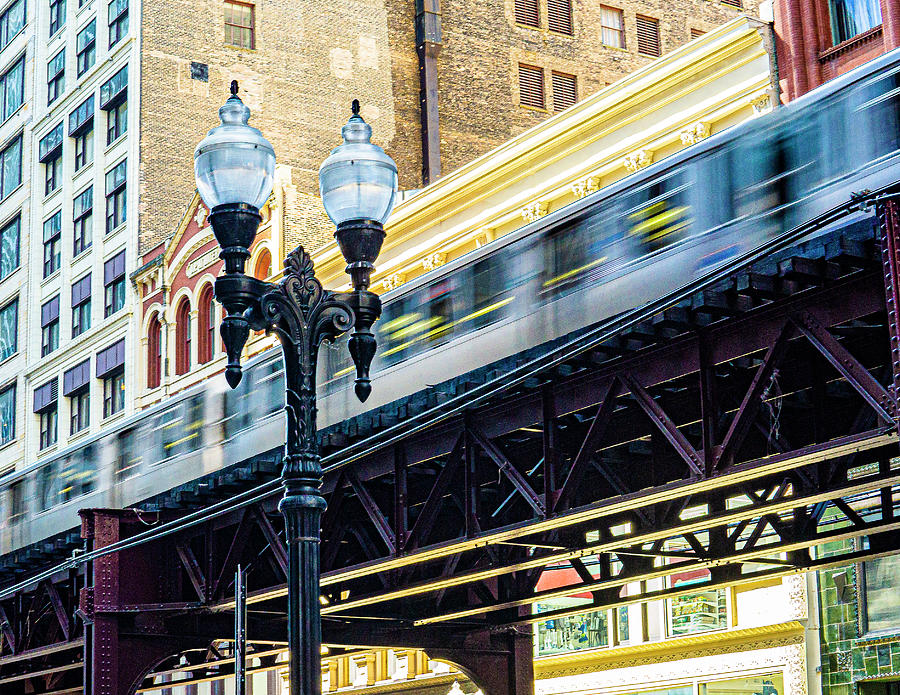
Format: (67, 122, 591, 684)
(254, 248, 272, 281)
(175, 298, 192, 375)
(147, 314, 162, 389)
(197, 286, 215, 364)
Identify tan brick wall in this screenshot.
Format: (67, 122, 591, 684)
(139, 0, 754, 253)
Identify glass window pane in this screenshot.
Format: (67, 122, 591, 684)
(0, 217, 19, 279)
(0, 384, 14, 444)
(0, 299, 17, 360)
(864, 554, 900, 632)
(2, 135, 21, 198)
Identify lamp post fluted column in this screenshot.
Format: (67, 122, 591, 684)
(195, 84, 397, 695)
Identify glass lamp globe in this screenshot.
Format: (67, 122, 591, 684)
(318, 101, 398, 227)
(194, 82, 276, 211)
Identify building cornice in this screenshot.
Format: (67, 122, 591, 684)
(534, 621, 805, 679)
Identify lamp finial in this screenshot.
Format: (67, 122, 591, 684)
(351, 99, 360, 116)
(230, 80, 239, 96)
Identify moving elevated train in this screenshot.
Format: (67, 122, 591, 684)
(3, 49, 900, 559)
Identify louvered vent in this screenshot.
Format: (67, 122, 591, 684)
(721, 0, 742, 7)
(552, 72, 577, 111)
(515, 0, 540, 27)
(548, 0, 574, 34)
(690, 28, 705, 39)
(519, 64, 545, 108)
(636, 15, 661, 57)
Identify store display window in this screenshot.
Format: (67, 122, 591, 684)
(666, 566, 727, 636)
(699, 673, 783, 695)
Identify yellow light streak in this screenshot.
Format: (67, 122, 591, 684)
(543, 258, 607, 288)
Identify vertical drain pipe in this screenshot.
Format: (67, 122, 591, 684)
(416, 0, 442, 184)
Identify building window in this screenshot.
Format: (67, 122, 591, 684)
(548, 0, 573, 34)
(47, 49, 65, 105)
(0, 55, 24, 122)
(518, 64, 545, 109)
(63, 358, 91, 435)
(636, 15, 661, 57)
(254, 248, 271, 280)
(69, 388, 89, 433)
(45, 153, 61, 195)
(0, 134, 22, 200)
(600, 6, 625, 48)
(0, 382, 14, 445)
(105, 160, 126, 232)
(108, 0, 128, 47)
(35, 379, 58, 450)
(74, 187, 93, 254)
(49, 0, 65, 36)
(70, 95, 95, 172)
(101, 64, 127, 143)
(72, 273, 91, 337)
(0, 297, 16, 360)
(103, 250, 125, 317)
(74, 129, 93, 170)
(829, 0, 881, 44)
(514, 0, 540, 27)
(224, 1, 254, 49)
(0, 215, 19, 280)
(107, 100, 126, 144)
(43, 212, 61, 278)
(41, 295, 60, 357)
(699, 675, 784, 695)
(552, 71, 577, 111)
(198, 286, 215, 364)
(666, 569, 726, 636)
(175, 297, 191, 375)
(39, 123, 63, 197)
(0, 0, 25, 52)
(97, 339, 124, 418)
(103, 370, 124, 417)
(721, 0, 742, 7)
(691, 28, 706, 39)
(77, 20, 96, 76)
(147, 313, 162, 388)
(862, 554, 900, 633)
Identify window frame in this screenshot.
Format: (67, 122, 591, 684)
(49, 0, 65, 37)
(108, 0, 128, 47)
(76, 19, 96, 77)
(0, 214, 20, 281)
(0, 133, 22, 201)
(599, 5, 625, 48)
(73, 187, 93, 255)
(74, 127, 93, 172)
(43, 211, 62, 278)
(147, 313, 162, 389)
(0, 381, 14, 446)
(39, 404, 57, 449)
(635, 14, 661, 57)
(0, 54, 25, 122)
(107, 100, 126, 144)
(224, 0, 255, 49)
(103, 250, 125, 317)
(547, 0, 574, 35)
(0, 296, 17, 361)
(40, 295, 60, 357)
(69, 387, 89, 434)
(0, 0, 26, 53)
(102, 369, 124, 418)
(105, 159, 126, 233)
(551, 70, 577, 112)
(72, 274, 91, 337)
(45, 152, 61, 196)
(518, 63, 546, 110)
(175, 298, 192, 375)
(47, 48, 65, 105)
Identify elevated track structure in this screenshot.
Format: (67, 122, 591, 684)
(4, 191, 900, 695)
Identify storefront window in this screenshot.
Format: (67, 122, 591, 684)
(699, 673, 783, 695)
(862, 554, 900, 633)
(534, 600, 608, 656)
(667, 567, 727, 636)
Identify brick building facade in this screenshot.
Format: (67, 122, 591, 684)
(773, 0, 900, 101)
(138, 0, 756, 255)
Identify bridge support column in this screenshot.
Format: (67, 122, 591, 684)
(879, 198, 900, 422)
(430, 628, 534, 695)
(80, 509, 200, 695)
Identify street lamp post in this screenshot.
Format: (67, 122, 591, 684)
(194, 82, 398, 695)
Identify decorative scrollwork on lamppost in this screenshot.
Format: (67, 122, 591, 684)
(194, 82, 398, 695)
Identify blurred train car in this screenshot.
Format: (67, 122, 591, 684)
(2, 49, 900, 558)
